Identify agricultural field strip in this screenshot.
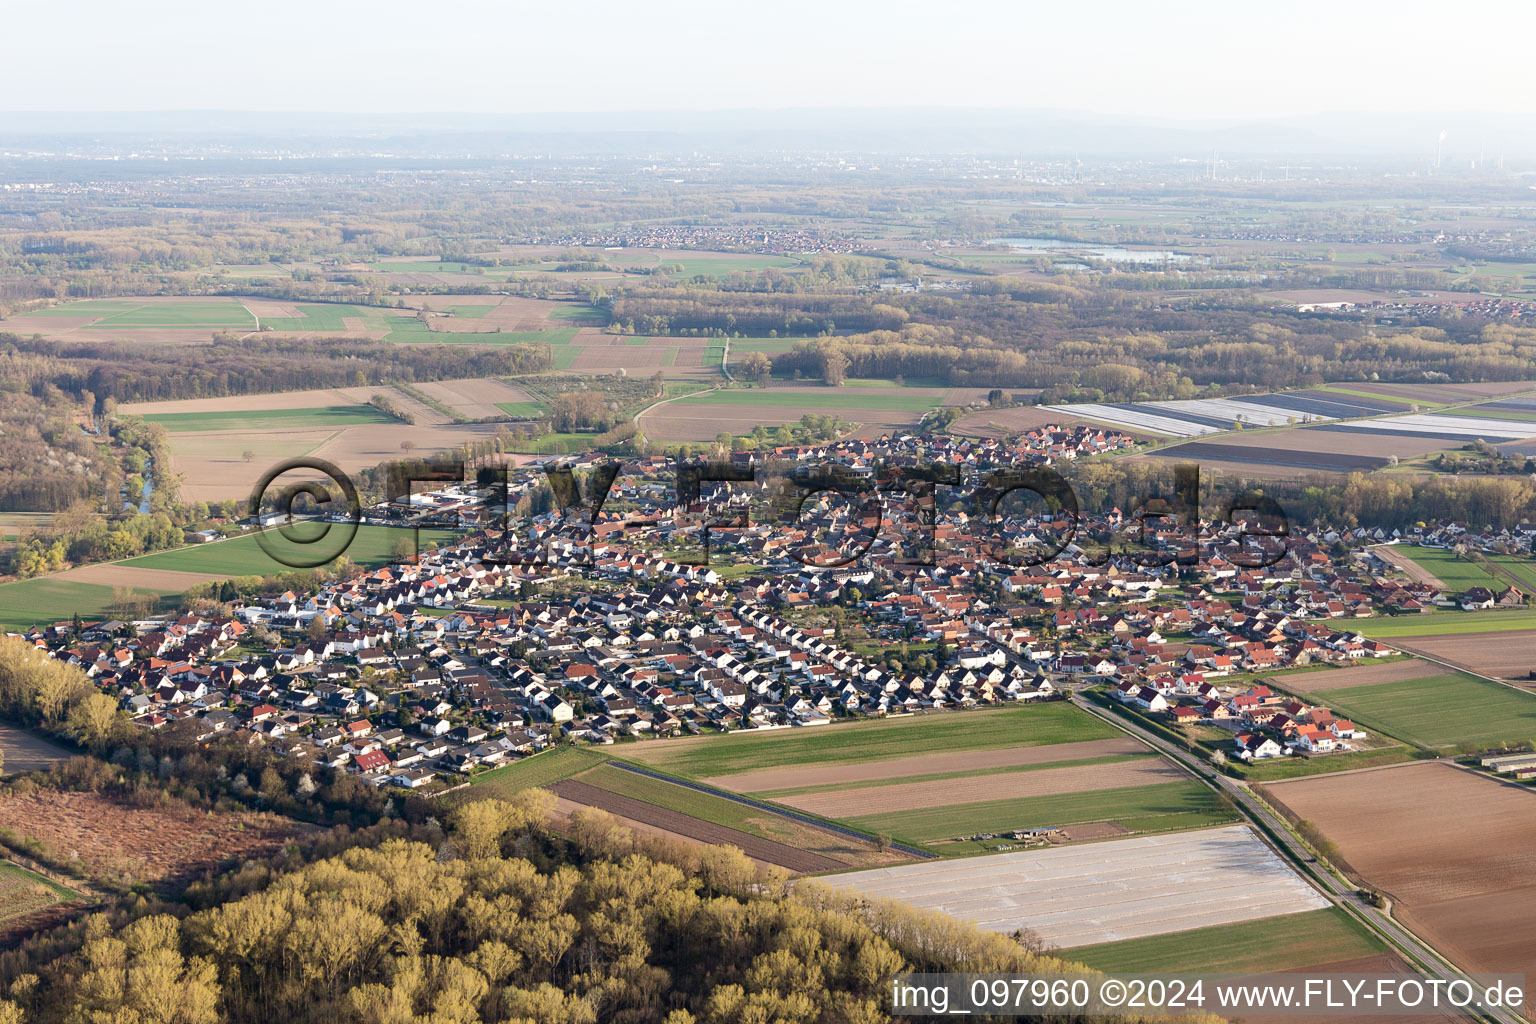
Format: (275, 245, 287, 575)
(1064, 906, 1389, 974)
(1338, 414, 1536, 440)
(819, 826, 1329, 947)
(747, 751, 1155, 799)
(548, 778, 846, 873)
(704, 736, 1148, 793)
(1263, 763, 1536, 986)
(840, 779, 1230, 844)
(1157, 398, 1326, 427)
(1283, 671, 1536, 748)
(617, 704, 1118, 777)
(777, 757, 1185, 819)
(596, 762, 932, 859)
(1264, 658, 1438, 692)
(1046, 404, 1218, 437)
(1056, 386, 1536, 443)
(140, 406, 393, 432)
(1391, 630, 1536, 682)
(1343, 611, 1536, 638)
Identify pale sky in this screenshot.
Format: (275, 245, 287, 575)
(4, 0, 1533, 120)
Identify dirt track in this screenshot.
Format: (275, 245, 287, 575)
(548, 779, 846, 873)
(1265, 762, 1536, 988)
(707, 737, 1148, 792)
(777, 756, 1184, 819)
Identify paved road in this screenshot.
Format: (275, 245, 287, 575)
(1069, 693, 1523, 1024)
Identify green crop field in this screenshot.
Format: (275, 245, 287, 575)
(1342, 608, 1536, 637)
(1446, 406, 1536, 423)
(121, 525, 459, 577)
(140, 405, 395, 432)
(1290, 671, 1536, 749)
(13, 299, 255, 330)
(1396, 547, 1506, 590)
(259, 304, 367, 331)
(505, 431, 596, 455)
(1238, 745, 1415, 781)
(750, 752, 1156, 800)
(0, 578, 181, 631)
(623, 703, 1118, 779)
(1390, 546, 1536, 593)
(728, 339, 800, 355)
(549, 304, 609, 325)
(677, 389, 941, 411)
(842, 779, 1234, 846)
(80, 300, 255, 329)
(21, 300, 141, 318)
(1315, 386, 1425, 407)
(495, 401, 548, 418)
(1065, 907, 1384, 974)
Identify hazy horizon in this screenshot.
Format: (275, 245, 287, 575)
(5, 0, 1535, 120)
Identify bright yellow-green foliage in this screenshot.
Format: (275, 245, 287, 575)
(0, 635, 123, 745)
(13, 795, 1212, 1024)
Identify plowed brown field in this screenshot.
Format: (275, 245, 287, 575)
(778, 757, 1184, 819)
(1264, 762, 1536, 987)
(705, 736, 1147, 792)
(548, 779, 845, 873)
(1273, 660, 1437, 693)
(1395, 631, 1536, 684)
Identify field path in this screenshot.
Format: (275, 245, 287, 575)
(708, 736, 1146, 792)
